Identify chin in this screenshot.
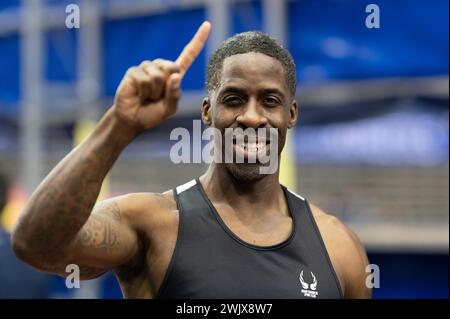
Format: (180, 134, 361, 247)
(224, 162, 269, 182)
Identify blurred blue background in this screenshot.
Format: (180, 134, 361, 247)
(0, 0, 448, 299)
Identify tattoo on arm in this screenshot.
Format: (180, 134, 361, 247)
(94, 200, 122, 221)
(14, 111, 132, 259)
(78, 200, 122, 253)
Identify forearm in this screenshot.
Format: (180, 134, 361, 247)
(12, 107, 138, 266)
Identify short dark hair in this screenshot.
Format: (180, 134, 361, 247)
(206, 31, 296, 96)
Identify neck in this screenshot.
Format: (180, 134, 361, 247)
(199, 163, 287, 217)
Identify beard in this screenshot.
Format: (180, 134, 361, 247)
(223, 162, 267, 182)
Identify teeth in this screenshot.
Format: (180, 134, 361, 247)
(236, 142, 266, 152)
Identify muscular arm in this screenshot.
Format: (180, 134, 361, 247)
(310, 204, 371, 299)
(339, 224, 372, 298)
(12, 110, 140, 278)
(66, 197, 142, 279)
(11, 22, 210, 280)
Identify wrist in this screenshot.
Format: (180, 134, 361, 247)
(104, 106, 143, 143)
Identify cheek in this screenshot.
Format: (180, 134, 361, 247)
(270, 111, 290, 150)
(212, 106, 236, 127)
(267, 108, 289, 128)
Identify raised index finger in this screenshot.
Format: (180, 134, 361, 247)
(176, 21, 211, 76)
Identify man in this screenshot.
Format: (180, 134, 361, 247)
(12, 22, 370, 298)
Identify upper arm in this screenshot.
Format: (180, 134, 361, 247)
(310, 204, 371, 299)
(63, 196, 141, 279)
(338, 224, 371, 298)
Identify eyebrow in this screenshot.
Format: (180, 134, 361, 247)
(218, 86, 247, 96)
(259, 88, 286, 98)
(218, 86, 286, 98)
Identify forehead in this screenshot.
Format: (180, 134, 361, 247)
(218, 52, 289, 93)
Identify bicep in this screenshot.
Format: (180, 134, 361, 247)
(343, 229, 372, 299)
(64, 198, 140, 279)
(310, 204, 371, 299)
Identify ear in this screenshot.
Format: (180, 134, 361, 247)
(202, 97, 212, 126)
(287, 99, 298, 129)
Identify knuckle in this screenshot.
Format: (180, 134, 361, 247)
(152, 58, 167, 65)
(152, 73, 166, 86)
(142, 64, 165, 83)
(126, 73, 139, 87)
(126, 66, 138, 76)
(139, 60, 152, 68)
(134, 73, 149, 86)
(171, 64, 181, 73)
(185, 46, 196, 59)
(154, 59, 180, 74)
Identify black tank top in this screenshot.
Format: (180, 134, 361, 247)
(156, 179, 343, 299)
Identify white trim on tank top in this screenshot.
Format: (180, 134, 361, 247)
(176, 179, 197, 194)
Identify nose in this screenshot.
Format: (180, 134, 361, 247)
(236, 98, 268, 129)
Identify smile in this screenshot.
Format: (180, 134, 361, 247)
(232, 139, 270, 162)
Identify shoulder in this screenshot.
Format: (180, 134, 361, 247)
(309, 203, 371, 299)
(114, 190, 177, 213)
(309, 203, 361, 250)
(97, 190, 178, 231)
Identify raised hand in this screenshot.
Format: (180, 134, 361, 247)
(113, 21, 211, 131)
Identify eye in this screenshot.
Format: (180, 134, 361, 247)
(223, 95, 244, 106)
(262, 96, 281, 107)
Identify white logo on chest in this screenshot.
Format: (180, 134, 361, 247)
(299, 270, 319, 298)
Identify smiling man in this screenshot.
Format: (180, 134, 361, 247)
(12, 22, 370, 299)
